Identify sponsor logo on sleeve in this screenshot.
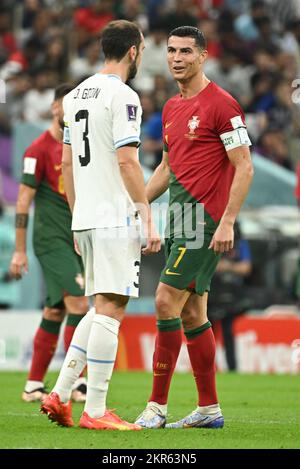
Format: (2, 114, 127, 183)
(63, 126, 71, 144)
(126, 104, 138, 121)
(23, 157, 37, 174)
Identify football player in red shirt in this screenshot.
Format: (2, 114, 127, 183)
(136, 26, 253, 429)
(10, 84, 89, 403)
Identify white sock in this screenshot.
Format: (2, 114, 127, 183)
(53, 307, 95, 402)
(197, 403, 221, 415)
(147, 401, 167, 416)
(84, 314, 120, 418)
(25, 380, 44, 393)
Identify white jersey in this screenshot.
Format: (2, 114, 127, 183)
(63, 73, 142, 230)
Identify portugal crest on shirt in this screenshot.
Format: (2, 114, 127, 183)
(186, 115, 200, 139)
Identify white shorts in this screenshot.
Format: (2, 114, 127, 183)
(74, 225, 141, 298)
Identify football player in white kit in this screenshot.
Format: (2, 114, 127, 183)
(41, 20, 161, 431)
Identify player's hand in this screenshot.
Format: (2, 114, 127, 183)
(142, 222, 161, 255)
(9, 251, 28, 280)
(73, 235, 81, 256)
(209, 221, 234, 254)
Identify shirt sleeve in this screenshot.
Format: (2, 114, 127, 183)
(215, 97, 252, 151)
(21, 143, 45, 188)
(111, 86, 142, 149)
(63, 95, 71, 145)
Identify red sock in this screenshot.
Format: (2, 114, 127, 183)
(64, 313, 85, 352)
(28, 319, 61, 382)
(186, 324, 218, 406)
(149, 318, 182, 405)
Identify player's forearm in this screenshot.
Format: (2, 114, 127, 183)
(62, 164, 75, 212)
(146, 162, 170, 203)
(119, 160, 152, 223)
(15, 222, 28, 253)
(14, 186, 34, 252)
(221, 163, 253, 225)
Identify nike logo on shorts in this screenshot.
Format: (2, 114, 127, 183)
(165, 269, 181, 276)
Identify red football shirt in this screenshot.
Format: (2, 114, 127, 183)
(22, 130, 66, 198)
(21, 130, 73, 255)
(163, 81, 248, 223)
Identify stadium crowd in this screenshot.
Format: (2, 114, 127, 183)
(0, 0, 300, 188)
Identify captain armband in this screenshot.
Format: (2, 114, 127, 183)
(15, 213, 29, 228)
(220, 128, 251, 151)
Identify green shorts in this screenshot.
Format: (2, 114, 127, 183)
(160, 234, 220, 295)
(37, 247, 85, 308)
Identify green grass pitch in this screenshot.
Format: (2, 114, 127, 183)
(0, 371, 299, 449)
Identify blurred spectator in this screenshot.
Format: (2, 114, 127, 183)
(73, 0, 115, 48)
(268, 0, 300, 30)
(199, 18, 221, 59)
(234, 0, 267, 41)
(253, 15, 280, 50)
(133, 23, 170, 93)
(69, 38, 103, 81)
(139, 93, 160, 168)
(152, 74, 172, 110)
(21, 0, 41, 28)
(204, 51, 252, 103)
(255, 126, 292, 169)
(0, 7, 17, 66)
(40, 36, 67, 80)
(7, 37, 41, 72)
(162, 0, 198, 32)
(0, 71, 32, 135)
(147, 0, 168, 30)
(140, 94, 163, 170)
(116, 0, 149, 33)
(0, 197, 18, 309)
(208, 221, 252, 371)
(23, 69, 54, 124)
(29, 9, 56, 47)
(267, 79, 294, 131)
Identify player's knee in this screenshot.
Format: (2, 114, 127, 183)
(64, 295, 89, 314)
(155, 290, 173, 318)
(181, 307, 199, 330)
(43, 307, 64, 322)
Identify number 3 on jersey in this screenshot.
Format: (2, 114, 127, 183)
(75, 109, 90, 166)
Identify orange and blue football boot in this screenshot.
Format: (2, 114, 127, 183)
(79, 410, 142, 431)
(40, 392, 74, 427)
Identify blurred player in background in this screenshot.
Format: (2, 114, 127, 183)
(41, 20, 160, 431)
(10, 84, 89, 403)
(136, 26, 253, 429)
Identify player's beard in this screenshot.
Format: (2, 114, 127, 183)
(127, 56, 138, 81)
(59, 119, 64, 130)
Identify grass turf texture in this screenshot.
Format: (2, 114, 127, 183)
(0, 371, 299, 449)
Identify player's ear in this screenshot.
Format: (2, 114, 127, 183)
(128, 44, 137, 61)
(198, 49, 208, 65)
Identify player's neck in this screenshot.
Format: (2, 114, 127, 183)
(49, 121, 63, 142)
(100, 63, 128, 83)
(178, 73, 210, 99)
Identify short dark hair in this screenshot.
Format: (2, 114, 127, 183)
(54, 83, 74, 101)
(168, 26, 207, 50)
(101, 20, 142, 61)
